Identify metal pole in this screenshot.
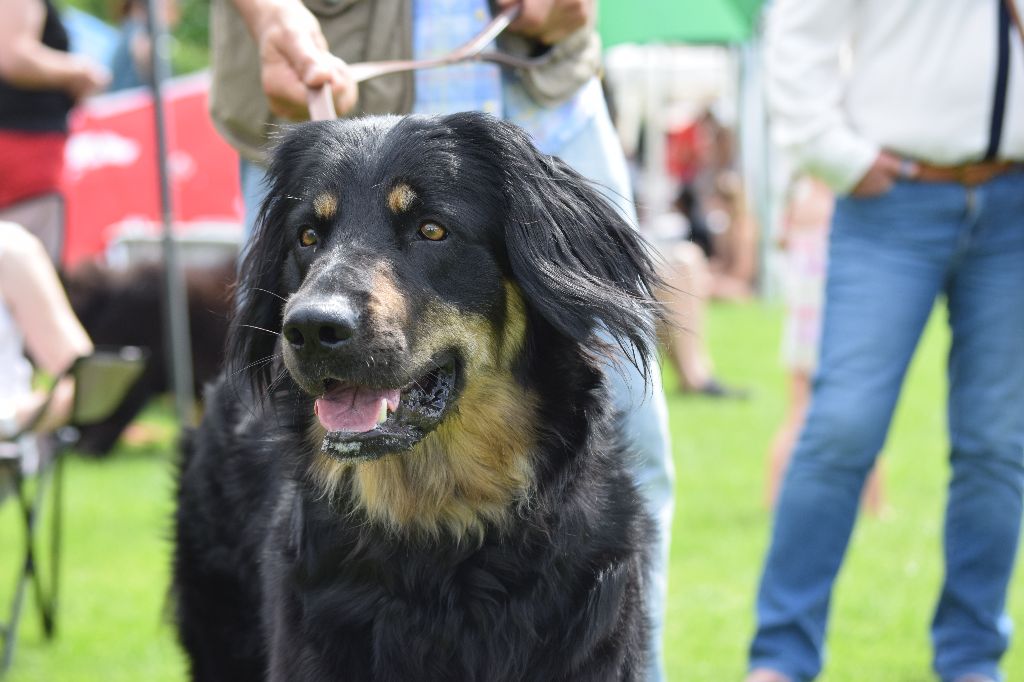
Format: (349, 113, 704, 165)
(146, 0, 195, 422)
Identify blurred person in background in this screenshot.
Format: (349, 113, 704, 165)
(208, 0, 674, 678)
(748, 1, 1024, 681)
(0, 0, 109, 252)
(668, 110, 759, 301)
(702, 169, 757, 301)
(0, 222, 93, 475)
(647, 186, 747, 398)
(764, 174, 883, 514)
(107, 0, 180, 92)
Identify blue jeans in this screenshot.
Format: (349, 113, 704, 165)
(749, 174, 1024, 681)
(240, 103, 674, 682)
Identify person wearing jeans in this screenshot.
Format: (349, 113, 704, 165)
(749, 1, 1024, 681)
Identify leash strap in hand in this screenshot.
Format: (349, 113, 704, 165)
(306, 3, 528, 123)
(307, 84, 336, 122)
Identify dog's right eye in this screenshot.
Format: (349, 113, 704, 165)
(418, 222, 447, 241)
(299, 227, 319, 248)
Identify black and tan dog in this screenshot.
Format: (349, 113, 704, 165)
(173, 113, 661, 681)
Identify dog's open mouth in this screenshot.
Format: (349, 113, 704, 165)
(316, 361, 456, 461)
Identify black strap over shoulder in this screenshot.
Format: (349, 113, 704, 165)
(985, 0, 1012, 160)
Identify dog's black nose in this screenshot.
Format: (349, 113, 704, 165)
(283, 300, 359, 353)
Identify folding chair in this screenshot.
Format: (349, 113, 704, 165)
(0, 346, 147, 675)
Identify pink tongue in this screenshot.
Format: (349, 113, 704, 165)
(314, 385, 401, 433)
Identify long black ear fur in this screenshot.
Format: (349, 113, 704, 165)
(226, 193, 286, 394)
(226, 125, 329, 394)
(451, 114, 664, 379)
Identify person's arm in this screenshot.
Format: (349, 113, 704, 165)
(0, 225, 93, 431)
(0, 0, 108, 100)
(231, 0, 357, 120)
(765, 0, 883, 195)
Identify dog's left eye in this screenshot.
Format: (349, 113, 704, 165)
(299, 227, 319, 248)
(418, 222, 447, 241)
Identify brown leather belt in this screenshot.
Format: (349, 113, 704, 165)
(909, 159, 1024, 186)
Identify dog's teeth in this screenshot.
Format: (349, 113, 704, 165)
(376, 399, 388, 425)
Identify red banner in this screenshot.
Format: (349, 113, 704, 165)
(61, 72, 243, 266)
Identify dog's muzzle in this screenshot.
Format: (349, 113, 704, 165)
(316, 361, 456, 461)
(282, 297, 458, 461)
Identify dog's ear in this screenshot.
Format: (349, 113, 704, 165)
(460, 115, 663, 378)
(227, 188, 286, 393)
(226, 132, 318, 393)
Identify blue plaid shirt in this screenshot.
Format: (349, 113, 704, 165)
(411, 0, 601, 155)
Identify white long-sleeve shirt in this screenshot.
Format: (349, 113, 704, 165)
(766, 0, 1024, 193)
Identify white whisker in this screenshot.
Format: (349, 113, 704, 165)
(230, 354, 280, 378)
(252, 287, 289, 302)
(239, 324, 281, 336)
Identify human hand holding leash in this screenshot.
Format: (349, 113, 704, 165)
(499, 0, 593, 44)
(306, 2, 554, 121)
(233, 0, 357, 120)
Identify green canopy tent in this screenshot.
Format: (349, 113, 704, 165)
(598, 0, 764, 47)
(597, 0, 774, 292)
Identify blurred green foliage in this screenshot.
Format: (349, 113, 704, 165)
(62, 0, 210, 75)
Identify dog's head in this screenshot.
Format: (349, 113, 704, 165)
(231, 113, 660, 536)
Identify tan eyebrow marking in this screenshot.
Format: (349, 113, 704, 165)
(387, 183, 417, 214)
(313, 192, 338, 219)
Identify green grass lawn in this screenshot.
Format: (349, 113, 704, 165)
(2, 301, 1021, 681)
